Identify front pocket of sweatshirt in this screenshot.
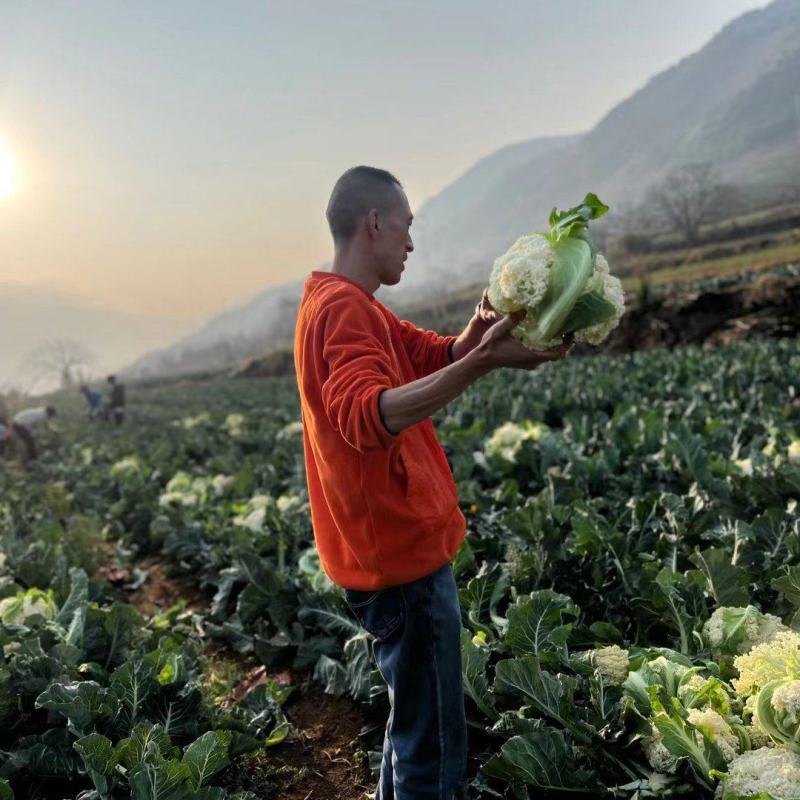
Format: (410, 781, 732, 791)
(399, 439, 458, 525)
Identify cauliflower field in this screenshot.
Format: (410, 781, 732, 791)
(1, 337, 800, 799)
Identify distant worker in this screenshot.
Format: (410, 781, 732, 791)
(106, 375, 126, 424)
(11, 405, 57, 462)
(0, 421, 10, 456)
(79, 384, 104, 419)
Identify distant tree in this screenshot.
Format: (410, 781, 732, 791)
(22, 338, 95, 390)
(647, 162, 739, 245)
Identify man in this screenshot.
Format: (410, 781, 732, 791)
(293, 166, 571, 800)
(79, 384, 104, 419)
(106, 375, 126, 424)
(11, 405, 57, 462)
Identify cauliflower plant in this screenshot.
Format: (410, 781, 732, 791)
(704, 606, 786, 656)
(485, 420, 545, 463)
(643, 726, 679, 774)
(718, 746, 800, 800)
(687, 708, 740, 763)
(487, 194, 624, 350)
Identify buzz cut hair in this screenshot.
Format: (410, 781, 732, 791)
(326, 166, 403, 244)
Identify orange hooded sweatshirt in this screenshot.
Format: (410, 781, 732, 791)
(293, 270, 467, 590)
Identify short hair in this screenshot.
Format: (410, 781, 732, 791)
(45, 406, 57, 417)
(326, 166, 403, 244)
(107, 375, 116, 383)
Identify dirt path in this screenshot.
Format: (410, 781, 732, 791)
(102, 552, 373, 800)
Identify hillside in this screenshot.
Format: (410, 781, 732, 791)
(126, 0, 800, 381)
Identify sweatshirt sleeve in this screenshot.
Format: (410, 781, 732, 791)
(396, 319, 458, 378)
(319, 298, 402, 453)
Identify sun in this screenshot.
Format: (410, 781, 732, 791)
(0, 144, 17, 200)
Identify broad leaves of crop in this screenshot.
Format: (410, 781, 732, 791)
(116, 723, 179, 771)
(74, 733, 118, 795)
(35, 680, 120, 737)
(503, 590, 579, 661)
(561, 290, 617, 334)
(182, 730, 232, 790)
(10, 727, 83, 777)
(772, 565, 800, 607)
(461, 629, 499, 722)
(482, 726, 597, 794)
(688, 548, 749, 607)
(459, 561, 511, 637)
(494, 656, 592, 742)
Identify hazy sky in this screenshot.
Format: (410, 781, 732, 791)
(0, 0, 769, 324)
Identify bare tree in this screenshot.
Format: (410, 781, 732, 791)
(21, 338, 95, 390)
(647, 162, 739, 245)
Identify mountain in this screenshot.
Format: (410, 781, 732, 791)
(125, 280, 303, 381)
(0, 284, 192, 392)
(127, 0, 800, 379)
(383, 0, 800, 296)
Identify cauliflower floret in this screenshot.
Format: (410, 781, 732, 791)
(772, 681, 800, 726)
(588, 645, 629, 685)
(704, 606, 786, 655)
(722, 747, 800, 799)
(485, 421, 545, 463)
(687, 708, 739, 763)
(789, 439, 800, 465)
(224, 413, 246, 437)
(643, 727, 678, 774)
(733, 631, 800, 698)
(488, 233, 553, 316)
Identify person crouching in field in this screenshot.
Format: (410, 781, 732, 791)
(79, 384, 104, 420)
(293, 166, 573, 800)
(10, 405, 57, 463)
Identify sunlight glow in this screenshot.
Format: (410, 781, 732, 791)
(0, 143, 17, 200)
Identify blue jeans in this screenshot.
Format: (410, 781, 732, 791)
(345, 563, 467, 800)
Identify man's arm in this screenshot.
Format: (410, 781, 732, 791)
(380, 311, 572, 435)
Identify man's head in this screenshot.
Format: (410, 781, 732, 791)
(45, 406, 57, 419)
(107, 375, 116, 385)
(326, 166, 413, 286)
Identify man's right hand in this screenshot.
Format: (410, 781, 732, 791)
(476, 310, 573, 371)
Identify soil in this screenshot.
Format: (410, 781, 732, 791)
(99, 552, 374, 799)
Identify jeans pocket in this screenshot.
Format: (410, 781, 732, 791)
(346, 585, 406, 641)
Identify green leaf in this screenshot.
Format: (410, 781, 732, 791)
(461, 629, 499, 722)
(129, 758, 193, 800)
(313, 654, 348, 696)
(182, 730, 232, 790)
(74, 733, 118, 795)
(35, 681, 120, 737)
(772, 566, 800, 607)
(651, 694, 725, 786)
(532, 237, 595, 343)
(56, 567, 89, 627)
(688, 548, 749, 607)
(561, 290, 617, 334)
(110, 656, 159, 725)
(494, 656, 591, 743)
(0, 779, 12, 800)
(116, 723, 179, 771)
(482, 727, 597, 793)
(458, 561, 511, 636)
(503, 590, 579, 660)
(11, 728, 84, 777)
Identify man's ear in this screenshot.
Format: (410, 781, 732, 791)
(366, 208, 380, 240)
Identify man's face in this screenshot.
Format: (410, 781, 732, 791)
(374, 186, 414, 286)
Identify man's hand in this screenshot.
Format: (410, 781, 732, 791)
(474, 287, 501, 327)
(476, 310, 573, 371)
